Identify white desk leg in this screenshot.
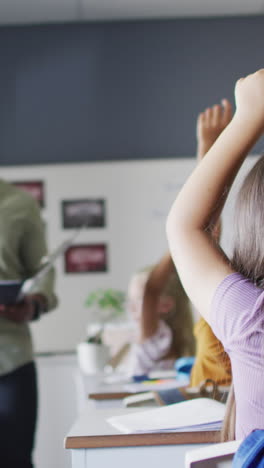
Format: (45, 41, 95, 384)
(71, 449, 86, 468)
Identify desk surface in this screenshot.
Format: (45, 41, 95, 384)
(82, 372, 132, 395)
(82, 371, 186, 400)
(65, 406, 220, 450)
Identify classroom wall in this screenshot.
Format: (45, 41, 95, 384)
(0, 15, 264, 166)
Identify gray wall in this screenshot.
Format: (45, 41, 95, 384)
(0, 16, 264, 165)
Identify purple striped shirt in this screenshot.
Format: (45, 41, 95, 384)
(127, 320, 174, 377)
(210, 273, 264, 439)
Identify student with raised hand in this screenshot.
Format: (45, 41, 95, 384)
(190, 99, 232, 390)
(127, 252, 195, 377)
(127, 103, 233, 386)
(155, 103, 232, 404)
(166, 69, 264, 441)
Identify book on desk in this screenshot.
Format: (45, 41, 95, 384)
(107, 398, 225, 434)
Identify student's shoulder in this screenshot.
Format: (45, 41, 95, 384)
(210, 272, 264, 335)
(212, 272, 264, 308)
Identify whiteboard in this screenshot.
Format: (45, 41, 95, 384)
(0, 156, 258, 352)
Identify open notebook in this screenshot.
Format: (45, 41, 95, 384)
(107, 398, 226, 434)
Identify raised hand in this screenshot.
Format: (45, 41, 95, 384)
(197, 99, 232, 159)
(234, 69, 264, 133)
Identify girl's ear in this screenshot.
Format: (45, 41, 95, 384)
(157, 296, 175, 315)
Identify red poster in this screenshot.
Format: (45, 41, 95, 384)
(64, 244, 108, 273)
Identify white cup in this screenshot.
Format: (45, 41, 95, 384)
(77, 342, 110, 374)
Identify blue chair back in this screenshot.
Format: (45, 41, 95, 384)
(233, 430, 264, 467)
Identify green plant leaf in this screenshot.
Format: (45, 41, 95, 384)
(84, 288, 126, 322)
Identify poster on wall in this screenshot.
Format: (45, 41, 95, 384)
(11, 180, 45, 208)
(64, 243, 108, 273)
(62, 199, 106, 228)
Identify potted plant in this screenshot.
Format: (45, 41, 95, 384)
(77, 288, 126, 374)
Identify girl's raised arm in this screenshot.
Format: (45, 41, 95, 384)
(166, 70, 264, 321)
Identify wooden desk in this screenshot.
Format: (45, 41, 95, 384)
(65, 407, 220, 468)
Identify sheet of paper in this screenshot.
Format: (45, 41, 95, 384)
(107, 398, 226, 434)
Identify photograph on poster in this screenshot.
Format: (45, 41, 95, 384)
(64, 243, 108, 273)
(62, 199, 106, 228)
(11, 180, 45, 208)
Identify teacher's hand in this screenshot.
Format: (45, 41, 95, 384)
(0, 294, 47, 323)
